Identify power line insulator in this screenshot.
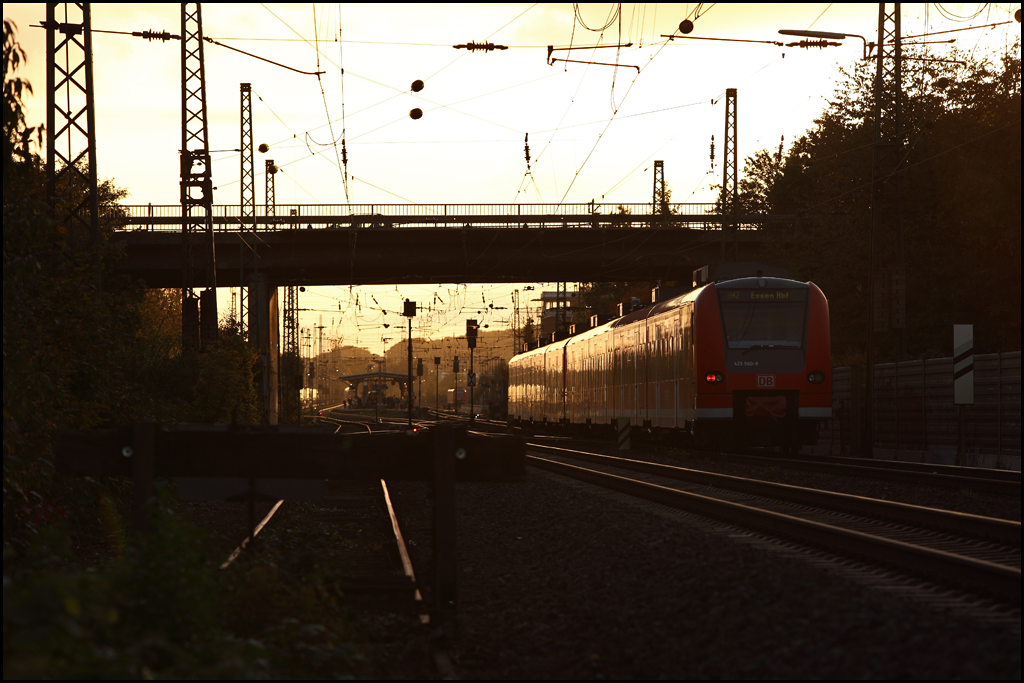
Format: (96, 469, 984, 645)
(258, 143, 269, 153)
(410, 108, 423, 120)
(411, 79, 424, 92)
(453, 41, 508, 52)
(133, 29, 175, 42)
(679, 19, 694, 34)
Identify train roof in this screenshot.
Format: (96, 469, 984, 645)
(510, 276, 816, 362)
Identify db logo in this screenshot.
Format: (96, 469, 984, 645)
(757, 375, 776, 388)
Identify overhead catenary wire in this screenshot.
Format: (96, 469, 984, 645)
(312, 4, 347, 202)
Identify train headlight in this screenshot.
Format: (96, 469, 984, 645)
(807, 370, 826, 385)
(705, 372, 724, 384)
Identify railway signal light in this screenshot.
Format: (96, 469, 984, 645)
(453, 356, 460, 373)
(467, 319, 479, 349)
(417, 358, 424, 377)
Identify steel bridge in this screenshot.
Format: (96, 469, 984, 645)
(112, 202, 792, 287)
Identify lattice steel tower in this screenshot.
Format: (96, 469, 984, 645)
(869, 3, 906, 340)
(180, 3, 217, 347)
(45, 3, 99, 251)
(511, 289, 521, 355)
(865, 3, 906, 455)
(265, 158, 276, 219)
(652, 160, 666, 215)
(722, 88, 738, 260)
(238, 82, 255, 337)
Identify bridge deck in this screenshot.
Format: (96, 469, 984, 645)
(114, 225, 775, 288)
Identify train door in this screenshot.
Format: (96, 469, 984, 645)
(561, 345, 568, 423)
(623, 344, 633, 420)
(648, 326, 657, 425)
(612, 338, 622, 416)
(681, 303, 695, 423)
(672, 318, 681, 428)
(652, 327, 661, 428)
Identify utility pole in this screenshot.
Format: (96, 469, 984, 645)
(556, 283, 567, 337)
(434, 356, 441, 413)
(722, 88, 738, 261)
(453, 356, 460, 413)
(45, 3, 99, 254)
(866, 3, 905, 456)
(404, 300, 416, 428)
(180, 3, 218, 348)
(467, 319, 479, 424)
(281, 285, 300, 422)
(315, 321, 325, 409)
(417, 357, 424, 415)
(511, 289, 521, 355)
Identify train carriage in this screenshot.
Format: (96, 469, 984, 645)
(509, 276, 831, 450)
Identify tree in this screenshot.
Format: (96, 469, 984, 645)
(522, 317, 536, 346)
(736, 41, 1020, 363)
(3, 20, 41, 178)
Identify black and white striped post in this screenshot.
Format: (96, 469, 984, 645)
(953, 325, 974, 465)
(616, 417, 630, 450)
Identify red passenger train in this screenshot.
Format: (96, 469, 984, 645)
(508, 277, 832, 450)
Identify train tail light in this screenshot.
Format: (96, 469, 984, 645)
(807, 370, 826, 385)
(705, 372, 724, 384)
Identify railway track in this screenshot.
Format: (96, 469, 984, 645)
(504, 423, 1022, 496)
(675, 447, 1021, 496)
(226, 414, 457, 674)
(527, 442, 1021, 609)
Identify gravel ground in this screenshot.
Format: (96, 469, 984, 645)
(392, 472, 1020, 679)
(537, 439, 1021, 521)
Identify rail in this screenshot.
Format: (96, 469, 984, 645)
(527, 450, 1021, 604)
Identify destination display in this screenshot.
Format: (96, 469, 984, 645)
(719, 288, 809, 302)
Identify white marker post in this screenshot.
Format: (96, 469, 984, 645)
(953, 325, 974, 465)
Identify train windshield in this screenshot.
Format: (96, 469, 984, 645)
(718, 289, 807, 350)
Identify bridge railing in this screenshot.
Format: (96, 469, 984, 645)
(122, 202, 718, 218)
(116, 202, 736, 231)
(112, 203, 792, 232)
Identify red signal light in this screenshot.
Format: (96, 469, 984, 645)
(705, 372, 723, 384)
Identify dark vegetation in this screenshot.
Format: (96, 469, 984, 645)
(737, 41, 1021, 364)
(3, 22, 384, 677)
(580, 42, 1020, 366)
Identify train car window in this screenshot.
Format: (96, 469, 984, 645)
(718, 289, 808, 350)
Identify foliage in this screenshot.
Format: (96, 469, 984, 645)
(2, 22, 275, 678)
(737, 41, 1021, 363)
(522, 316, 536, 346)
(3, 19, 41, 179)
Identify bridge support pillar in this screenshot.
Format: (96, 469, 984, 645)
(248, 273, 279, 424)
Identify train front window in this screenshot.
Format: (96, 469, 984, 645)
(718, 290, 807, 350)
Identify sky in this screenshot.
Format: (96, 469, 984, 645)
(5, 3, 1020, 357)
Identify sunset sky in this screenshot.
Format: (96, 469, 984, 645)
(4, 3, 1019, 356)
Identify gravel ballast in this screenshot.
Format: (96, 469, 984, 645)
(392, 471, 1020, 679)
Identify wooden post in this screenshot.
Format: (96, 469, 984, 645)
(131, 423, 156, 532)
(432, 424, 458, 616)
